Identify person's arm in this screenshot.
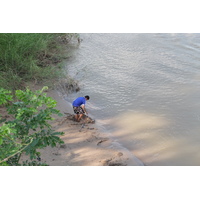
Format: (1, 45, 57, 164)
(81, 104, 88, 115)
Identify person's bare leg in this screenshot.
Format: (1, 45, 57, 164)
(77, 114, 83, 122)
(74, 114, 79, 121)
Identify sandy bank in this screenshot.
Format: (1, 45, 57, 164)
(29, 88, 143, 166)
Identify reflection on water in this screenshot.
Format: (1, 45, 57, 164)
(66, 33, 200, 165)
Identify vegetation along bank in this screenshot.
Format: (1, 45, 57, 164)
(0, 33, 81, 166)
(0, 33, 80, 91)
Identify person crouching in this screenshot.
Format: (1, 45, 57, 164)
(72, 95, 90, 122)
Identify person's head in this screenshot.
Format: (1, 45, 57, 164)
(85, 95, 90, 100)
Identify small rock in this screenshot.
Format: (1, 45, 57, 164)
(117, 152, 123, 157)
(60, 144, 67, 149)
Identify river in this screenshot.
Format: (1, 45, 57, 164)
(65, 33, 200, 166)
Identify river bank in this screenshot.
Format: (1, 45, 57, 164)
(0, 33, 143, 166)
(23, 86, 143, 166)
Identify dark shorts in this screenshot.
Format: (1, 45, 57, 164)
(73, 106, 84, 115)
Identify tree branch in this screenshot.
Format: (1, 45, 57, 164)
(0, 138, 33, 164)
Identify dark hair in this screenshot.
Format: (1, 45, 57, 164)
(85, 95, 90, 100)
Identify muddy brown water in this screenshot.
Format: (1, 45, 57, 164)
(65, 33, 200, 165)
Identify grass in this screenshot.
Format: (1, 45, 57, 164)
(0, 33, 79, 90)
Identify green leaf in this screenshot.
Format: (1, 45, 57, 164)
(52, 131, 64, 136)
(57, 113, 63, 117)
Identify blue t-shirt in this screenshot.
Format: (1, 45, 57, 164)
(72, 97, 86, 107)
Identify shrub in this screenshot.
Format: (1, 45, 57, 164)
(0, 86, 64, 166)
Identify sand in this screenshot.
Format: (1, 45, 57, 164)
(29, 88, 143, 166)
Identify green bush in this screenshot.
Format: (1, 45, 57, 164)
(0, 86, 64, 166)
